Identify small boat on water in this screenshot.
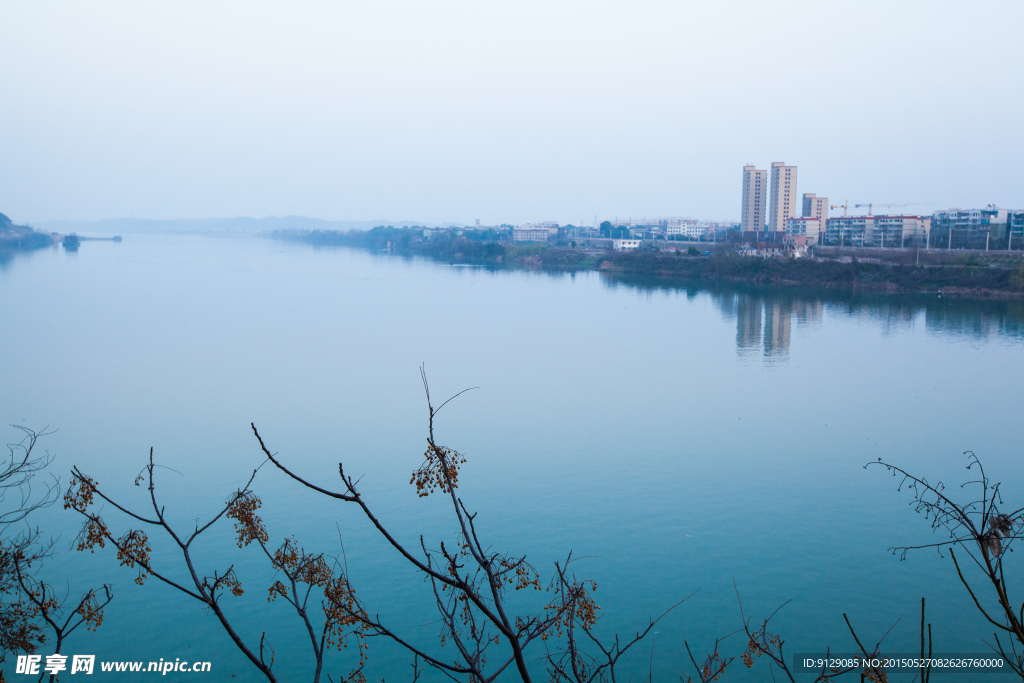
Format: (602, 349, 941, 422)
(62, 233, 80, 250)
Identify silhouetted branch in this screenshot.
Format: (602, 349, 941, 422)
(683, 636, 734, 683)
(65, 448, 291, 682)
(253, 373, 679, 683)
(0, 427, 61, 663)
(0, 426, 58, 527)
(842, 612, 897, 683)
(14, 559, 112, 683)
(868, 453, 1024, 675)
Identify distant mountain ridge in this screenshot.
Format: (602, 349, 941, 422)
(38, 216, 459, 236)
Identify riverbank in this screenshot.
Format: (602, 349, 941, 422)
(0, 212, 124, 262)
(603, 248, 1024, 298)
(274, 227, 1024, 298)
(0, 213, 54, 252)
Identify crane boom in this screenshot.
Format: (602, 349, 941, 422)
(853, 202, 935, 216)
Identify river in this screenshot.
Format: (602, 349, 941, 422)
(2, 233, 1022, 681)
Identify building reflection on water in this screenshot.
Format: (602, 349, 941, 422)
(763, 299, 792, 358)
(600, 273, 1024, 362)
(733, 294, 817, 360)
(735, 294, 762, 356)
(710, 286, 1024, 362)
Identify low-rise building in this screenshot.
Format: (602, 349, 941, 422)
(783, 235, 810, 257)
(512, 225, 551, 243)
(872, 215, 930, 247)
(824, 216, 871, 246)
(666, 219, 709, 240)
(824, 215, 930, 247)
(931, 208, 1006, 249)
(1008, 211, 1024, 250)
(785, 217, 822, 245)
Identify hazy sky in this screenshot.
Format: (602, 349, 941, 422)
(2, 1, 1021, 226)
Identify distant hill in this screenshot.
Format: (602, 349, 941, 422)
(38, 216, 455, 236)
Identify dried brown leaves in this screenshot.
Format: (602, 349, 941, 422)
(115, 530, 151, 585)
(227, 492, 269, 548)
(77, 591, 106, 631)
(410, 444, 466, 498)
(545, 579, 600, 638)
(981, 512, 1018, 560)
(63, 472, 97, 514)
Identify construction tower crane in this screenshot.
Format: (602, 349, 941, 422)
(828, 202, 934, 217)
(830, 201, 850, 217)
(854, 202, 935, 216)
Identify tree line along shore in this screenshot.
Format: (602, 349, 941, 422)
(275, 226, 1024, 298)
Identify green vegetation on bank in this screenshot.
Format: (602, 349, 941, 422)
(610, 248, 1024, 295)
(275, 225, 596, 269)
(275, 226, 1024, 297)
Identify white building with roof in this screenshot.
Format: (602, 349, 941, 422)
(512, 225, 551, 243)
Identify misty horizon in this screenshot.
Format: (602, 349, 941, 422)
(3, 1, 1022, 226)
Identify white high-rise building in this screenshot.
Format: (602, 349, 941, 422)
(741, 165, 767, 234)
(769, 162, 797, 233)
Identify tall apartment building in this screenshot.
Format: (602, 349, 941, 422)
(768, 162, 797, 233)
(740, 165, 767, 234)
(802, 193, 828, 223)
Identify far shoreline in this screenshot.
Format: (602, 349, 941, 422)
(273, 227, 1024, 300)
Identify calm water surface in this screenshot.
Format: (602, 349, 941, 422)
(2, 235, 1022, 681)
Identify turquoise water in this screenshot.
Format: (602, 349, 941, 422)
(1, 235, 1022, 681)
